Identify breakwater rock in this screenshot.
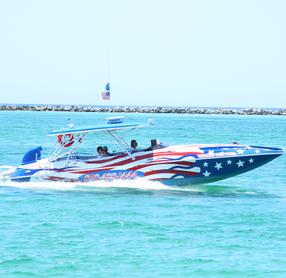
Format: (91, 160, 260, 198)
(1, 104, 286, 116)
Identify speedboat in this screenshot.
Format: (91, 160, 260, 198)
(9, 116, 283, 185)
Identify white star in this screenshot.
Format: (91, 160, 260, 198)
(249, 158, 254, 164)
(237, 160, 245, 168)
(208, 150, 215, 155)
(203, 161, 208, 167)
(203, 170, 211, 177)
(237, 149, 245, 155)
(255, 150, 260, 154)
(214, 162, 223, 170)
(227, 159, 232, 165)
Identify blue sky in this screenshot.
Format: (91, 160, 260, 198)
(0, 0, 285, 108)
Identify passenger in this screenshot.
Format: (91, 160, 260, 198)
(145, 139, 158, 151)
(102, 146, 111, 156)
(131, 139, 138, 150)
(130, 139, 140, 153)
(152, 139, 162, 150)
(97, 146, 103, 157)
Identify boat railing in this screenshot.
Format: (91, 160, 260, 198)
(105, 130, 135, 160)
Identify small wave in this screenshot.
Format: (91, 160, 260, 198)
(0, 165, 16, 182)
(0, 165, 16, 172)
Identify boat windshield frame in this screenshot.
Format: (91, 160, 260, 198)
(48, 126, 142, 164)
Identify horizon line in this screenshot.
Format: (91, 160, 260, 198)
(1, 103, 285, 110)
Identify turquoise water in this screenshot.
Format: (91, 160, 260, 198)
(0, 111, 285, 277)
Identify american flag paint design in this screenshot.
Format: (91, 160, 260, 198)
(35, 145, 282, 184)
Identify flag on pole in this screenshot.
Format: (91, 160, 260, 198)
(101, 82, 110, 100)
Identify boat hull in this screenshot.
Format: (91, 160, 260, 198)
(10, 144, 283, 186)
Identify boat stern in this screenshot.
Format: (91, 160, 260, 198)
(11, 168, 43, 182)
(10, 158, 49, 182)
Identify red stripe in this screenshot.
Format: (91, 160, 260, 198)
(69, 167, 115, 174)
(85, 154, 127, 164)
(128, 161, 194, 171)
(84, 151, 197, 168)
(144, 169, 199, 177)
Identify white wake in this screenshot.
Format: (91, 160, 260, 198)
(0, 177, 194, 192)
(0, 162, 205, 193)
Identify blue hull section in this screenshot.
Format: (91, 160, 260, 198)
(11, 168, 42, 182)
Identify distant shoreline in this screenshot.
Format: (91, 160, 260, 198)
(0, 104, 286, 116)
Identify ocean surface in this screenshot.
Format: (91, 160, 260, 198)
(0, 111, 285, 277)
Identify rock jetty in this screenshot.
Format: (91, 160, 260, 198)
(0, 104, 285, 116)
